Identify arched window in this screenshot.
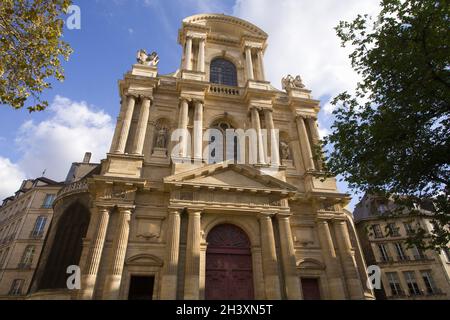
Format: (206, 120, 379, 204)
(210, 58, 237, 86)
(207, 120, 241, 164)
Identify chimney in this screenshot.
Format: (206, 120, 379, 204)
(83, 152, 92, 163)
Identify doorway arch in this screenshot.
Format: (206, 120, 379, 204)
(205, 224, 254, 300)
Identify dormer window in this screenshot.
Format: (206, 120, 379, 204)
(210, 58, 237, 86)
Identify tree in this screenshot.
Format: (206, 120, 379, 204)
(0, 0, 73, 112)
(323, 0, 449, 250)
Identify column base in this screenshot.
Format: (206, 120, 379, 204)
(102, 275, 123, 300)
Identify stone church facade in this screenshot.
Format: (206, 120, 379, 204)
(29, 14, 374, 300)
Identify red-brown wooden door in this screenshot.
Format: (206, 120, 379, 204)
(205, 224, 254, 300)
(301, 278, 321, 300)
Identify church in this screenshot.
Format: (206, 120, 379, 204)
(29, 14, 374, 300)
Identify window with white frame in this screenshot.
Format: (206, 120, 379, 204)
(372, 224, 384, 238)
(9, 279, 24, 296)
(387, 223, 400, 237)
(19, 246, 35, 269)
(404, 222, 415, 235)
(378, 243, 391, 262)
(386, 272, 403, 296)
(442, 247, 450, 263)
(420, 270, 437, 294)
(394, 243, 408, 261)
(42, 194, 56, 209)
(30, 216, 47, 238)
(411, 245, 426, 260)
(403, 271, 421, 295)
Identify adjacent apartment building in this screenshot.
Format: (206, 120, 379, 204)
(354, 193, 450, 300)
(0, 177, 62, 298)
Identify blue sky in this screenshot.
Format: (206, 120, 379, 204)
(0, 0, 381, 209)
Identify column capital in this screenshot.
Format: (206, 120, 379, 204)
(276, 212, 292, 220)
(138, 94, 153, 102)
(296, 113, 317, 121)
(125, 92, 139, 99)
(179, 96, 191, 104)
(259, 212, 276, 220)
(192, 99, 204, 106)
(186, 208, 203, 215)
(117, 206, 134, 215)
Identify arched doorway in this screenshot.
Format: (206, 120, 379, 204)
(205, 224, 254, 300)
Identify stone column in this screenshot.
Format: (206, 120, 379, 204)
(259, 213, 282, 299)
(160, 209, 181, 300)
(257, 50, 266, 81)
(193, 100, 203, 161)
(109, 99, 126, 153)
(185, 36, 193, 70)
(306, 117, 323, 170)
(79, 206, 110, 300)
(295, 115, 315, 171)
(184, 210, 202, 299)
(197, 38, 205, 73)
(103, 208, 132, 300)
(316, 219, 346, 299)
(132, 96, 152, 155)
(277, 214, 302, 299)
(333, 219, 365, 299)
(115, 94, 136, 154)
(178, 98, 190, 158)
(245, 46, 254, 80)
(251, 107, 266, 165)
(264, 109, 280, 166)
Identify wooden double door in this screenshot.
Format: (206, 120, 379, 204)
(205, 224, 254, 300)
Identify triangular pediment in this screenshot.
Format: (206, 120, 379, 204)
(164, 162, 297, 195)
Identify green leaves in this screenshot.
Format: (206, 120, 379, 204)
(323, 0, 450, 250)
(0, 0, 73, 112)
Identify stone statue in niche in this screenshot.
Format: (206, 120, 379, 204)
(155, 127, 168, 148)
(136, 49, 160, 66)
(282, 74, 305, 90)
(280, 141, 291, 160)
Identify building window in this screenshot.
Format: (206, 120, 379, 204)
(394, 243, 408, 261)
(411, 245, 426, 260)
(387, 223, 400, 237)
(386, 272, 403, 296)
(421, 270, 437, 294)
(210, 58, 238, 86)
(442, 247, 450, 263)
(30, 216, 47, 239)
(42, 194, 56, 209)
(0, 247, 9, 268)
(378, 203, 388, 213)
(372, 224, 384, 238)
(19, 246, 35, 269)
(378, 243, 391, 262)
(9, 279, 24, 296)
(403, 271, 421, 296)
(404, 222, 415, 235)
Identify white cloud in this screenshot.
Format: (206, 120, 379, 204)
(15, 95, 114, 181)
(0, 157, 26, 200)
(233, 0, 380, 104)
(0, 96, 114, 199)
(128, 28, 134, 34)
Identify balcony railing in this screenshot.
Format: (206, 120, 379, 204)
(56, 179, 89, 200)
(209, 84, 242, 96)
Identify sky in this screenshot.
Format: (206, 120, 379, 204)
(0, 0, 381, 209)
